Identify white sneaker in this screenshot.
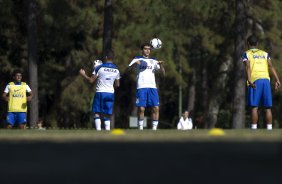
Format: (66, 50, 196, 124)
(139, 126, 143, 130)
(152, 126, 157, 131)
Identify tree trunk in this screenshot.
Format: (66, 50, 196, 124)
(207, 57, 233, 128)
(187, 70, 196, 112)
(103, 0, 113, 58)
(232, 0, 246, 129)
(103, 0, 114, 127)
(28, 0, 38, 128)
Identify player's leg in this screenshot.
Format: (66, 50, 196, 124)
(152, 106, 159, 130)
(6, 112, 15, 129)
(148, 88, 160, 130)
(16, 112, 27, 129)
(247, 79, 262, 129)
(264, 108, 272, 130)
(103, 93, 115, 131)
(137, 107, 145, 130)
(92, 93, 102, 131)
(251, 107, 258, 129)
(103, 115, 111, 131)
(136, 89, 147, 130)
(93, 113, 102, 131)
(262, 79, 273, 130)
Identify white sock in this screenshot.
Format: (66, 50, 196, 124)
(251, 124, 257, 130)
(267, 124, 272, 130)
(138, 120, 144, 130)
(95, 118, 101, 131)
(104, 120, 111, 131)
(152, 120, 158, 130)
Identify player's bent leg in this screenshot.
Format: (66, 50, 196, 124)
(137, 107, 145, 130)
(265, 108, 272, 130)
(251, 107, 258, 129)
(152, 106, 159, 130)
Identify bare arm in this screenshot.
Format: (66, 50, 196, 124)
(114, 79, 120, 88)
(268, 59, 281, 90)
(2, 92, 8, 102)
(158, 60, 165, 76)
(244, 60, 255, 88)
(79, 69, 97, 83)
(27, 91, 33, 101)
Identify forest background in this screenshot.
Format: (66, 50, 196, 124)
(1, 0, 282, 129)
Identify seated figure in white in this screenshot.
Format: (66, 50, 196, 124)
(177, 110, 193, 130)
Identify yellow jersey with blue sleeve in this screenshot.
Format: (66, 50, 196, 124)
(242, 48, 270, 83)
(5, 82, 30, 112)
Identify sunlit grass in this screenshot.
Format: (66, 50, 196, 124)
(0, 128, 281, 142)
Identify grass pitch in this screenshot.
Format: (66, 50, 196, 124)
(0, 128, 281, 142)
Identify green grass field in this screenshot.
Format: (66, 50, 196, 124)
(0, 129, 281, 142)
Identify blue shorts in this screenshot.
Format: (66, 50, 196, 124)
(7, 112, 27, 126)
(247, 79, 272, 107)
(136, 88, 159, 107)
(92, 92, 114, 115)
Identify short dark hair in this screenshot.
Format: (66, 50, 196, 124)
(12, 69, 22, 77)
(140, 42, 152, 50)
(104, 50, 114, 60)
(247, 35, 258, 46)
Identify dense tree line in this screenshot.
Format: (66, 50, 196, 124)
(0, 0, 282, 129)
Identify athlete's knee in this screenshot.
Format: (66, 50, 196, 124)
(138, 107, 145, 113)
(152, 106, 159, 113)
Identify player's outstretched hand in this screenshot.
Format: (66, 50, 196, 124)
(79, 69, 86, 76)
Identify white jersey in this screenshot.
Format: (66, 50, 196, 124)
(4, 82, 32, 93)
(129, 56, 160, 89)
(177, 117, 193, 130)
(92, 62, 120, 93)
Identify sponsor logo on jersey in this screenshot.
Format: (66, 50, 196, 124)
(12, 94, 24, 98)
(139, 66, 152, 69)
(253, 55, 266, 59)
(104, 68, 117, 73)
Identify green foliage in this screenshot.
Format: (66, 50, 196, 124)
(1, 0, 282, 128)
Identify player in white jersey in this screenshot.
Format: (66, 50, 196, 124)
(80, 51, 120, 131)
(128, 43, 165, 130)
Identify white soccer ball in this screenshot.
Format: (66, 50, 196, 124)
(93, 60, 102, 68)
(150, 38, 162, 49)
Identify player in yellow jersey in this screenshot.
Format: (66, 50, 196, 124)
(242, 35, 281, 130)
(2, 70, 33, 129)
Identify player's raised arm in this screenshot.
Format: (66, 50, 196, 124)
(79, 69, 97, 83)
(158, 60, 165, 76)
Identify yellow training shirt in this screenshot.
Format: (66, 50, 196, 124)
(8, 82, 27, 112)
(242, 48, 270, 83)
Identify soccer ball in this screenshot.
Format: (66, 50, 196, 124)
(93, 59, 102, 68)
(150, 38, 162, 49)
